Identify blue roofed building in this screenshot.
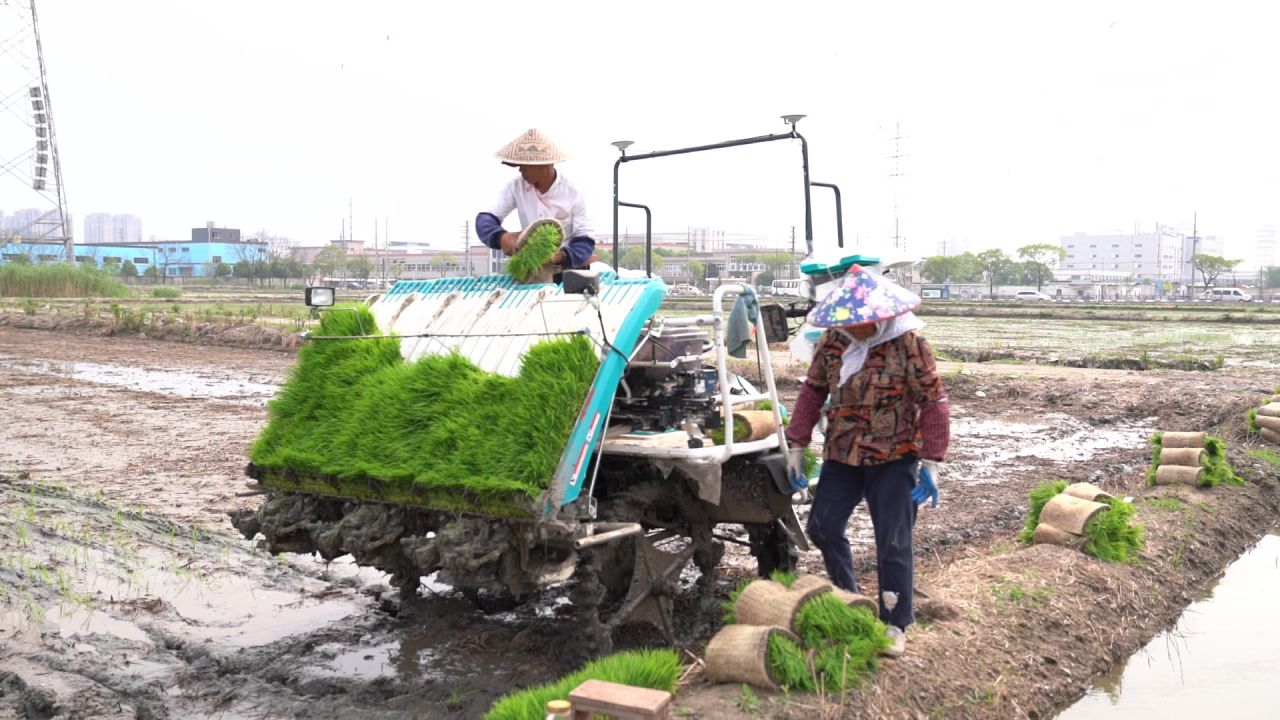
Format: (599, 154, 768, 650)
(2, 222, 267, 278)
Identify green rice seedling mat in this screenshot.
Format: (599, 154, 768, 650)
(249, 307, 599, 517)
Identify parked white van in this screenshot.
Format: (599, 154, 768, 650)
(1198, 288, 1252, 302)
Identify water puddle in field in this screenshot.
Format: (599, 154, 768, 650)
(0, 481, 366, 651)
(0, 353, 278, 405)
(1057, 532, 1280, 718)
(947, 413, 1157, 484)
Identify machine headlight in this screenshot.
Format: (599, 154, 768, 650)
(305, 287, 336, 307)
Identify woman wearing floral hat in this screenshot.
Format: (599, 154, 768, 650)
(475, 128, 596, 272)
(783, 264, 950, 658)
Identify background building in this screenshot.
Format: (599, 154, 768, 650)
(1, 207, 67, 240)
(83, 212, 142, 244)
(1060, 230, 1182, 281)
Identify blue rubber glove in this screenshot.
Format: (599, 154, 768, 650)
(912, 459, 940, 508)
(786, 447, 809, 492)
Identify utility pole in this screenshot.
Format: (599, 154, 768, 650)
(789, 225, 796, 279)
(461, 220, 472, 276)
(1187, 212, 1201, 294)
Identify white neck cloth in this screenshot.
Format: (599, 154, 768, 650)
(837, 312, 925, 386)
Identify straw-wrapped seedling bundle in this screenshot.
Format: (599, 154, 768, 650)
(485, 648, 680, 720)
(1019, 481, 1145, 563)
(1145, 432, 1243, 488)
(1060, 483, 1113, 502)
(1018, 480, 1068, 544)
(1250, 405, 1280, 443)
(790, 574, 877, 612)
(767, 631, 815, 692)
(710, 410, 779, 444)
(794, 592, 891, 657)
(704, 624, 807, 691)
(1083, 495, 1145, 564)
(712, 575, 889, 694)
(508, 220, 563, 283)
(730, 579, 829, 629)
(249, 307, 601, 515)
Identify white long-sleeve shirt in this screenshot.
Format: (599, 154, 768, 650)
(477, 172, 596, 269)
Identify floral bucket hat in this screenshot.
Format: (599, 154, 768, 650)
(807, 264, 921, 328)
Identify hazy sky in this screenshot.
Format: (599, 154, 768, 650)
(5, 1, 1277, 263)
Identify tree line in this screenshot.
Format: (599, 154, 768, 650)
(921, 243, 1252, 294)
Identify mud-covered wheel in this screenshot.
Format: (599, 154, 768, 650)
(459, 587, 528, 614)
(747, 521, 797, 578)
(569, 550, 614, 658)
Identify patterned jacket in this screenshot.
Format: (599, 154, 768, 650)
(786, 330, 950, 466)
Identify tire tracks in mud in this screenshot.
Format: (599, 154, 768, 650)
(4, 323, 1280, 718)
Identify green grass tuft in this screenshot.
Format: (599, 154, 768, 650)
(792, 594, 888, 691)
(812, 634, 883, 692)
(1248, 407, 1260, 433)
(722, 578, 753, 625)
(1082, 497, 1145, 564)
(1247, 447, 1280, 466)
(794, 593, 887, 651)
(1145, 432, 1164, 486)
(769, 570, 797, 588)
(1017, 480, 1068, 544)
(150, 286, 181, 299)
(249, 307, 600, 514)
(485, 649, 681, 720)
(1143, 497, 1187, 512)
(1202, 435, 1244, 486)
(507, 223, 563, 282)
(767, 632, 814, 692)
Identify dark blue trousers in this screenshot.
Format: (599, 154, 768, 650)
(805, 455, 917, 629)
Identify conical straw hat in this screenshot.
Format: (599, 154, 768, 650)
(807, 264, 921, 328)
(495, 128, 566, 165)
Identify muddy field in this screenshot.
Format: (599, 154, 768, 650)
(2, 317, 1279, 719)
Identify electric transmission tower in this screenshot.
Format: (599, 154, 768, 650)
(888, 122, 906, 253)
(1, 0, 71, 260)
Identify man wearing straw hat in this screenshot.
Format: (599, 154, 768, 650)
(783, 264, 950, 657)
(475, 128, 596, 272)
